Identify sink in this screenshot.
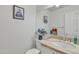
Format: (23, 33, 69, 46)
(50, 40, 76, 48)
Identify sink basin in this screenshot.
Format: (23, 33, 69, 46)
(50, 40, 76, 48)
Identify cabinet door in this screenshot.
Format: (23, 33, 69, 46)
(36, 39, 53, 54)
(65, 12, 77, 37)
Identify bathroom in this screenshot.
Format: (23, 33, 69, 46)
(1, 1, 79, 59)
(0, 5, 79, 54)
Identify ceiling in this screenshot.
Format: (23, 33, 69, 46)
(48, 5, 70, 11)
(36, 5, 53, 12)
(36, 5, 70, 12)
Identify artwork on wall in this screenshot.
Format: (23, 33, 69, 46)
(43, 16, 48, 24)
(13, 5, 24, 20)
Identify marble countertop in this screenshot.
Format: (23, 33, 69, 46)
(40, 38, 79, 54)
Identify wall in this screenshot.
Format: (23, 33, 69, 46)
(0, 5, 36, 54)
(36, 9, 51, 39)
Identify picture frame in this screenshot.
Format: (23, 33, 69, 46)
(43, 16, 48, 24)
(13, 5, 24, 20)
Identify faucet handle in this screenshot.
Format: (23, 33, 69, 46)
(64, 37, 72, 42)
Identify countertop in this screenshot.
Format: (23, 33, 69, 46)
(40, 38, 79, 54)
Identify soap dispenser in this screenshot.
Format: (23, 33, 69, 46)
(74, 36, 77, 44)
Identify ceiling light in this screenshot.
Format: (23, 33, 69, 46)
(56, 5, 60, 7)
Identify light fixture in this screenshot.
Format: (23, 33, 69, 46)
(56, 5, 60, 7)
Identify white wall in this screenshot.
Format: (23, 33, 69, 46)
(36, 9, 51, 38)
(0, 5, 36, 54)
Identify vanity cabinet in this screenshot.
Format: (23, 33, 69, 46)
(39, 44, 62, 54)
(36, 39, 53, 54)
(39, 45, 56, 54)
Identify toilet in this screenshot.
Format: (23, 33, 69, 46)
(25, 48, 41, 54)
(25, 37, 41, 54)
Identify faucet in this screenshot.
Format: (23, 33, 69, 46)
(63, 36, 72, 42)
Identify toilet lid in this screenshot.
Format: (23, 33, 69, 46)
(26, 48, 40, 54)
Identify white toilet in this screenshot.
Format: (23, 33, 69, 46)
(25, 36, 41, 54)
(25, 48, 41, 54)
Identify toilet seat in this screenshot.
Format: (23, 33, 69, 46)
(25, 48, 40, 54)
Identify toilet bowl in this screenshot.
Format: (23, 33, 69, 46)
(25, 48, 41, 54)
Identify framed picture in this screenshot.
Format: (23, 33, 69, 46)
(13, 5, 24, 20)
(43, 16, 48, 24)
